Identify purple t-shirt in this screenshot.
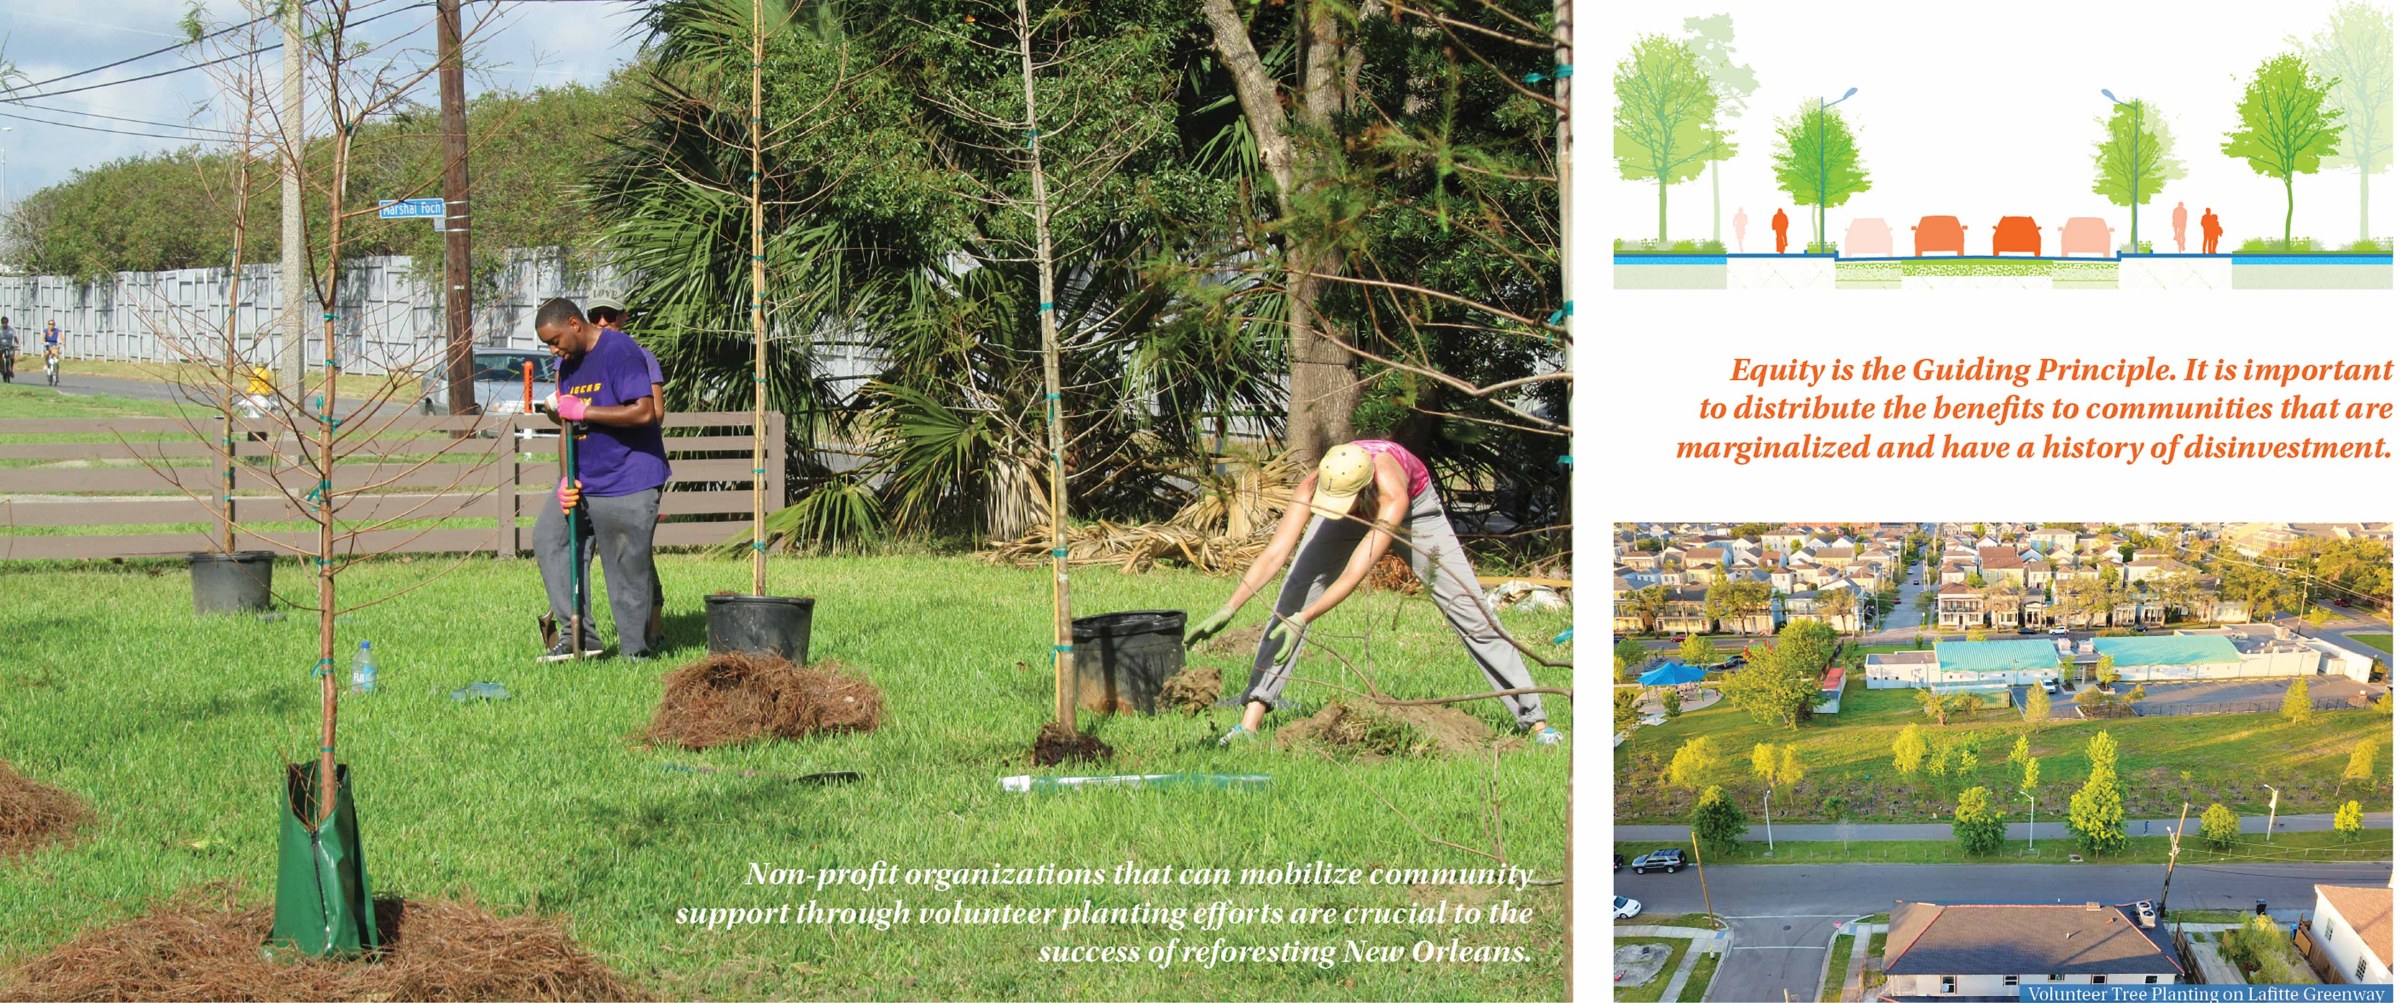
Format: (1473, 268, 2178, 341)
(559, 326, 670, 496)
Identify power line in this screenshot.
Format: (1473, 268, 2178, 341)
(4, 99, 243, 137)
(0, 14, 269, 97)
(0, 106, 226, 143)
(0, 1, 436, 108)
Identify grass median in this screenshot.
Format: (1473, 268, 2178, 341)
(0, 553, 1571, 999)
(1615, 828, 2390, 867)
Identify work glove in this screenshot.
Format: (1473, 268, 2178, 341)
(1264, 613, 1308, 665)
(1184, 605, 1237, 648)
(548, 393, 589, 422)
(557, 477, 582, 514)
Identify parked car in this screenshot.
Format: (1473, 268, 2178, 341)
(1614, 896, 1643, 920)
(2130, 624, 2148, 633)
(419, 349, 557, 416)
(2042, 676, 2059, 693)
(1629, 849, 1687, 874)
(2334, 598, 2352, 607)
(1615, 853, 1626, 871)
(1993, 216, 2042, 256)
(2016, 626, 2042, 635)
(2049, 625, 2069, 635)
(1843, 217, 1895, 257)
(1912, 216, 1967, 256)
(2057, 216, 2114, 257)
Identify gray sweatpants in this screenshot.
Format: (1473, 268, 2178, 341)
(1238, 488, 1547, 727)
(535, 486, 662, 655)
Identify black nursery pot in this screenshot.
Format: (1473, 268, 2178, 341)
(705, 594, 814, 663)
(188, 550, 275, 615)
(1071, 610, 1189, 715)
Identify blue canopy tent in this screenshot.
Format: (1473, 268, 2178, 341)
(1638, 662, 1708, 686)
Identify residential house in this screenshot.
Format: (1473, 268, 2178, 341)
(1785, 589, 1864, 633)
(1879, 900, 2183, 1000)
(2025, 527, 2079, 553)
(1977, 547, 2029, 588)
(1761, 526, 1810, 554)
(1612, 578, 1646, 634)
(1934, 584, 1984, 630)
(2307, 883, 2393, 985)
(1659, 586, 1709, 635)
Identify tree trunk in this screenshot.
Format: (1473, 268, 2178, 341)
(1656, 177, 1669, 243)
(1198, 0, 1359, 468)
(2285, 174, 2295, 244)
(2361, 167, 2371, 244)
(1018, 0, 1075, 730)
(1709, 160, 1720, 243)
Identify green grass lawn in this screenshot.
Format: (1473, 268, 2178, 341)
(1819, 925, 1854, 1002)
(0, 381, 193, 420)
(1615, 829, 2390, 867)
(2353, 633, 2393, 654)
(1862, 933, 1886, 991)
(1617, 673, 2392, 824)
(1616, 912, 1717, 929)
(1677, 950, 1718, 1003)
(0, 554, 1571, 999)
(1610, 936, 1688, 1003)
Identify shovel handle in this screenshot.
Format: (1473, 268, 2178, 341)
(522, 360, 534, 414)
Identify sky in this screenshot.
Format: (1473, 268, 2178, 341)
(0, 0, 650, 205)
(1606, 0, 2397, 251)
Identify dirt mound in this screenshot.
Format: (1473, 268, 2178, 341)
(0, 759, 90, 860)
(1032, 721, 1113, 766)
(0, 890, 643, 1001)
(1366, 553, 1423, 595)
(642, 653, 883, 751)
(1274, 700, 1493, 758)
(1205, 622, 1266, 657)
(1158, 665, 1224, 716)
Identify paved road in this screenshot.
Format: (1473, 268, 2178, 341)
(1709, 914, 1842, 1003)
(1617, 812, 2393, 843)
(1613, 860, 2392, 919)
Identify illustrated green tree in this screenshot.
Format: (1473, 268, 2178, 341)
(1614, 34, 1724, 242)
(2223, 52, 2346, 244)
(1669, 736, 1720, 791)
(2024, 678, 2051, 727)
(1770, 100, 1871, 250)
(1952, 786, 2007, 856)
(2282, 676, 2316, 725)
(2299, 2, 2393, 242)
(1681, 14, 1757, 244)
(1679, 634, 1722, 669)
(1893, 722, 1928, 779)
(1690, 784, 1750, 855)
(2067, 730, 2126, 857)
(2200, 802, 2241, 851)
(2335, 799, 2364, 839)
(2091, 99, 2186, 251)
(1616, 638, 1652, 682)
(2340, 737, 2378, 795)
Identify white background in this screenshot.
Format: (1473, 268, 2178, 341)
(1572, 0, 2398, 991)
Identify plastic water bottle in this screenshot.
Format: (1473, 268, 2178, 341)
(350, 641, 378, 693)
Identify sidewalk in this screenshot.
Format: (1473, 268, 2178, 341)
(1615, 925, 1726, 1002)
(1833, 922, 1885, 1003)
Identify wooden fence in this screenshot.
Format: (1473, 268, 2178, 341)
(0, 411, 783, 561)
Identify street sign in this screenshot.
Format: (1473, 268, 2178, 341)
(377, 198, 445, 220)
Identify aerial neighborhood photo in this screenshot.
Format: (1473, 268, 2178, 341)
(1611, 522, 2395, 1002)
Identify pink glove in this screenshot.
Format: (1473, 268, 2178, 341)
(554, 394, 589, 422)
(557, 477, 581, 514)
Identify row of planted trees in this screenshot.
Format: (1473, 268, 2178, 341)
(1615, 3, 2393, 248)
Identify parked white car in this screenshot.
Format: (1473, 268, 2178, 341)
(1614, 896, 1642, 920)
(2049, 625, 2069, 635)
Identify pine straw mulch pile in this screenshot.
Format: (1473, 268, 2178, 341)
(980, 452, 1300, 575)
(1274, 699, 1494, 759)
(641, 652, 884, 751)
(0, 888, 644, 1002)
(0, 759, 90, 860)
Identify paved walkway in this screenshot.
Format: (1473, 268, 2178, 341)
(1617, 925, 1726, 1001)
(1617, 811, 2391, 843)
(1833, 922, 1884, 1003)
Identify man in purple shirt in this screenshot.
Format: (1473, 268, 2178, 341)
(533, 297, 672, 661)
(585, 289, 667, 646)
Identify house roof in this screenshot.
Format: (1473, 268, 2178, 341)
(1935, 639, 2063, 673)
(1883, 901, 2181, 977)
(1978, 547, 2026, 570)
(1936, 584, 1980, 596)
(1820, 666, 1845, 692)
(2316, 884, 2393, 968)
(2091, 635, 2242, 667)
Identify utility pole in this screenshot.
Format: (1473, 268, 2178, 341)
(280, 0, 306, 396)
(2159, 801, 2189, 920)
(436, 0, 474, 414)
(1690, 831, 1715, 925)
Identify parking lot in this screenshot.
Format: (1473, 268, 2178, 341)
(2014, 676, 2384, 718)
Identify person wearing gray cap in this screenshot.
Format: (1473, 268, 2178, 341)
(585, 289, 667, 651)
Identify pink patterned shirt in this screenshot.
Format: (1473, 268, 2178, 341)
(1353, 439, 1432, 500)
